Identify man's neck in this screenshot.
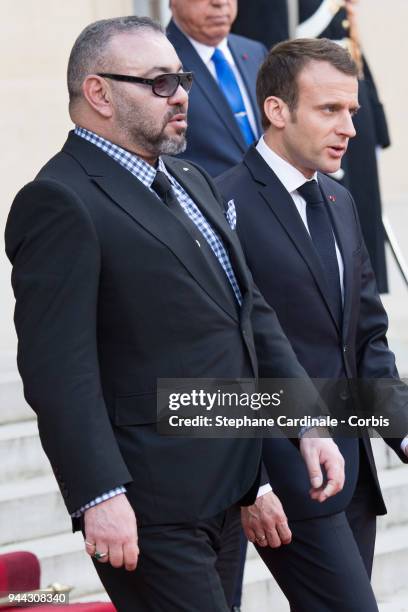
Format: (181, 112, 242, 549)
(263, 132, 315, 180)
(75, 123, 158, 166)
(256, 135, 317, 195)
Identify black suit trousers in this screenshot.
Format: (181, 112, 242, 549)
(90, 505, 242, 612)
(255, 472, 379, 612)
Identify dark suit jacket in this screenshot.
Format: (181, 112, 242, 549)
(232, 0, 289, 48)
(166, 19, 267, 177)
(216, 147, 408, 520)
(5, 132, 320, 528)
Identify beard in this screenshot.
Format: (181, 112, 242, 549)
(113, 93, 187, 157)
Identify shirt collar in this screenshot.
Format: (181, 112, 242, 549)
(74, 126, 169, 188)
(256, 136, 318, 194)
(186, 33, 230, 67)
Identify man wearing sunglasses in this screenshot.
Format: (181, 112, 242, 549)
(5, 16, 345, 611)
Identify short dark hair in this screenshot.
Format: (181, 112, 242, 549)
(256, 38, 358, 129)
(67, 16, 163, 106)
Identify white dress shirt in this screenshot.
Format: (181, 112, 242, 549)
(186, 35, 258, 137)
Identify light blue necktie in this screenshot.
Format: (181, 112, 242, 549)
(212, 48, 256, 147)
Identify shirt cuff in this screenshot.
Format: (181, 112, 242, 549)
(400, 436, 408, 455)
(71, 486, 126, 518)
(298, 425, 315, 438)
(257, 483, 272, 498)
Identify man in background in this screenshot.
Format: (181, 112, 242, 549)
(167, 0, 266, 177)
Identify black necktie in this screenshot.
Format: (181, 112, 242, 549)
(151, 170, 179, 208)
(297, 180, 342, 326)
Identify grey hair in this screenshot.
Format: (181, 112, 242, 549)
(67, 16, 163, 106)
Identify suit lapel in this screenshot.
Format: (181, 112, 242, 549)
(167, 20, 247, 152)
(63, 133, 240, 321)
(244, 147, 341, 332)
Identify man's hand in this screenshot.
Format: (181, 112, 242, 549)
(241, 491, 292, 548)
(300, 428, 345, 502)
(84, 493, 139, 571)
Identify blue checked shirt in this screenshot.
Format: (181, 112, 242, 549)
(75, 127, 242, 303)
(72, 127, 242, 517)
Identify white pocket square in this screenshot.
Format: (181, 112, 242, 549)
(225, 199, 237, 230)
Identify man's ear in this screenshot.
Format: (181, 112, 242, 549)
(82, 75, 114, 118)
(263, 96, 289, 129)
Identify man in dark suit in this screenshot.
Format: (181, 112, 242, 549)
(233, 0, 391, 292)
(217, 38, 408, 611)
(5, 18, 345, 612)
(167, 0, 267, 177)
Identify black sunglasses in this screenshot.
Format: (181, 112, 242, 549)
(97, 71, 194, 97)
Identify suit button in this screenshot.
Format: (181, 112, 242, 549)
(243, 330, 247, 337)
(340, 391, 350, 401)
(343, 345, 348, 353)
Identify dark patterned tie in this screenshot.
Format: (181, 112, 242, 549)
(150, 169, 242, 306)
(297, 180, 342, 326)
(151, 170, 179, 208)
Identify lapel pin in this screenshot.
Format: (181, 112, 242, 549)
(328, 195, 336, 202)
(242, 53, 248, 60)
(183, 167, 189, 171)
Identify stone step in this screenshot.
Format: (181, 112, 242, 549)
(0, 420, 51, 483)
(0, 475, 70, 546)
(378, 589, 408, 612)
(0, 374, 33, 425)
(378, 465, 408, 530)
(0, 531, 104, 599)
(373, 524, 408, 599)
(372, 437, 402, 470)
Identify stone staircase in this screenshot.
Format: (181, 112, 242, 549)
(0, 366, 107, 600)
(1, 364, 408, 609)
